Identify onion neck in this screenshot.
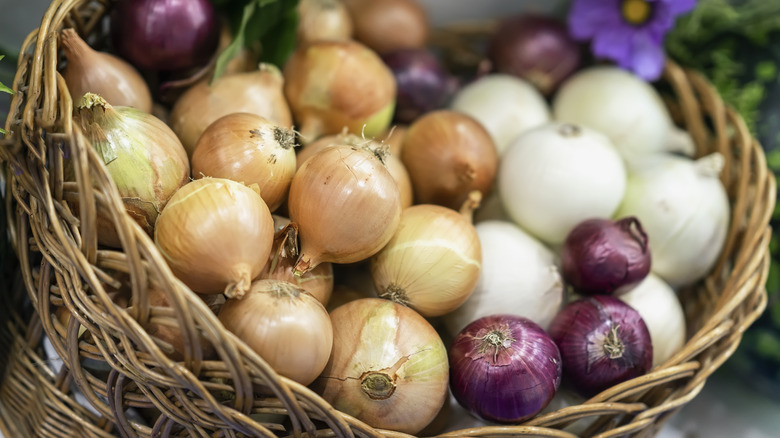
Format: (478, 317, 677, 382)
(379, 283, 409, 306)
(472, 326, 515, 366)
(224, 264, 253, 299)
(61, 29, 93, 67)
(558, 123, 582, 137)
(603, 324, 625, 359)
(459, 190, 482, 223)
(695, 153, 725, 178)
(360, 372, 396, 400)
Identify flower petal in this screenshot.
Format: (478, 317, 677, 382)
(591, 24, 634, 66)
(661, 0, 697, 15)
(568, 0, 623, 40)
(627, 31, 666, 80)
(644, 3, 674, 40)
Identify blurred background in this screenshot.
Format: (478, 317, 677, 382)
(1, 0, 779, 437)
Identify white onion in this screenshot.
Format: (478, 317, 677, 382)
(619, 273, 686, 367)
(499, 122, 627, 245)
(450, 74, 550, 155)
(615, 153, 730, 287)
(443, 220, 564, 338)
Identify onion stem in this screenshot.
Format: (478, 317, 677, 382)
(603, 324, 625, 359)
(379, 283, 409, 306)
(557, 123, 582, 137)
(360, 372, 396, 400)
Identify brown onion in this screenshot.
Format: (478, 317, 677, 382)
(218, 279, 333, 386)
(402, 110, 498, 210)
(288, 143, 402, 274)
(343, 0, 429, 54)
(61, 29, 152, 112)
(283, 40, 396, 142)
(154, 178, 275, 299)
(312, 298, 448, 434)
(170, 64, 293, 157)
(191, 113, 297, 212)
(297, 0, 353, 45)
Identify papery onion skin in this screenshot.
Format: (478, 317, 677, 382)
(218, 280, 333, 386)
(402, 110, 498, 210)
(288, 144, 402, 274)
(343, 0, 429, 54)
(191, 112, 297, 212)
(154, 178, 274, 299)
(548, 295, 653, 397)
(170, 64, 293, 157)
(561, 217, 651, 295)
(312, 298, 449, 435)
(449, 314, 562, 423)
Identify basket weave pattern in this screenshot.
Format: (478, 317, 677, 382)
(0, 1, 776, 437)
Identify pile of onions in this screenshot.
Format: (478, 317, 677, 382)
(170, 64, 293, 156)
(191, 113, 297, 212)
(370, 194, 482, 317)
(449, 314, 562, 423)
(297, 0, 353, 45)
(402, 110, 498, 210)
(283, 40, 396, 142)
(288, 143, 401, 274)
(61, 29, 152, 112)
(154, 178, 275, 299)
(219, 279, 333, 385)
(343, 0, 429, 54)
(313, 298, 448, 435)
(72, 93, 189, 248)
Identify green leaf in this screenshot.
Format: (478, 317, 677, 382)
(260, 4, 299, 67)
(0, 55, 13, 95)
(243, 1, 284, 49)
(212, 1, 257, 83)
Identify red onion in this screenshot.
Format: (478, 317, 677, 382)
(561, 217, 651, 295)
(110, 0, 220, 72)
(548, 295, 652, 397)
(381, 48, 458, 123)
(449, 314, 562, 423)
(487, 14, 582, 96)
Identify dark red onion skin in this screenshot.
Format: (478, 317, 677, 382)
(381, 48, 458, 124)
(110, 0, 220, 72)
(449, 314, 562, 423)
(487, 14, 582, 96)
(561, 217, 651, 296)
(548, 295, 653, 398)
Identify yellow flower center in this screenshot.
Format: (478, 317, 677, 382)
(622, 0, 652, 25)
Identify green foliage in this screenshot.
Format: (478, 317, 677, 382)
(0, 55, 13, 135)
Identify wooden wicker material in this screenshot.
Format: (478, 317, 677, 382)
(0, 1, 775, 437)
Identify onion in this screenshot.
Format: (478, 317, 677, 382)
(377, 125, 408, 156)
(218, 279, 333, 386)
(553, 66, 695, 162)
(549, 295, 653, 397)
(450, 74, 550, 155)
(499, 122, 627, 245)
(154, 178, 275, 299)
(283, 40, 396, 142)
(297, 0, 353, 45)
(170, 64, 293, 157)
(191, 112, 297, 212)
(449, 315, 561, 423)
(61, 29, 152, 113)
(381, 48, 458, 124)
(486, 14, 582, 96)
(312, 298, 448, 435)
(614, 153, 730, 287)
(110, 0, 220, 72)
(288, 143, 402, 274)
(402, 110, 498, 210)
(343, 0, 429, 54)
(71, 93, 189, 248)
(561, 217, 651, 295)
(370, 196, 482, 317)
(443, 220, 564, 336)
(143, 286, 217, 361)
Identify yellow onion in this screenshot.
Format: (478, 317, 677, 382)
(170, 64, 293, 156)
(297, 0, 353, 45)
(261, 224, 334, 306)
(288, 143, 402, 274)
(371, 194, 482, 317)
(312, 298, 449, 434)
(283, 40, 396, 142)
(218, 279, 333, 386)
(72, 93, 189, 247)
(343, 0, 429, 54)
(154, 178, 274, 299)
(61, 29, 152, 112)
(402, 110, 498, 210)
(191, 112, 297, 212)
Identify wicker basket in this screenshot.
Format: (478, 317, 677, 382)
(0, 1, 775, 437)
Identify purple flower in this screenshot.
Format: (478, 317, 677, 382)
(568, 0, 696, 80)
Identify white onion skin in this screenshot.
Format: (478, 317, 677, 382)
(443, 220, 563, 336)
(313, 298, 449, 435)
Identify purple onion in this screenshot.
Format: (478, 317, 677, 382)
(381, 48, 458, 124)
(449, 314, 562, 423)
(110, 0, 220, 72)
(549, 295, 652, 397)
(561, 217, 651, 296)
(487, 14, 582, 96)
